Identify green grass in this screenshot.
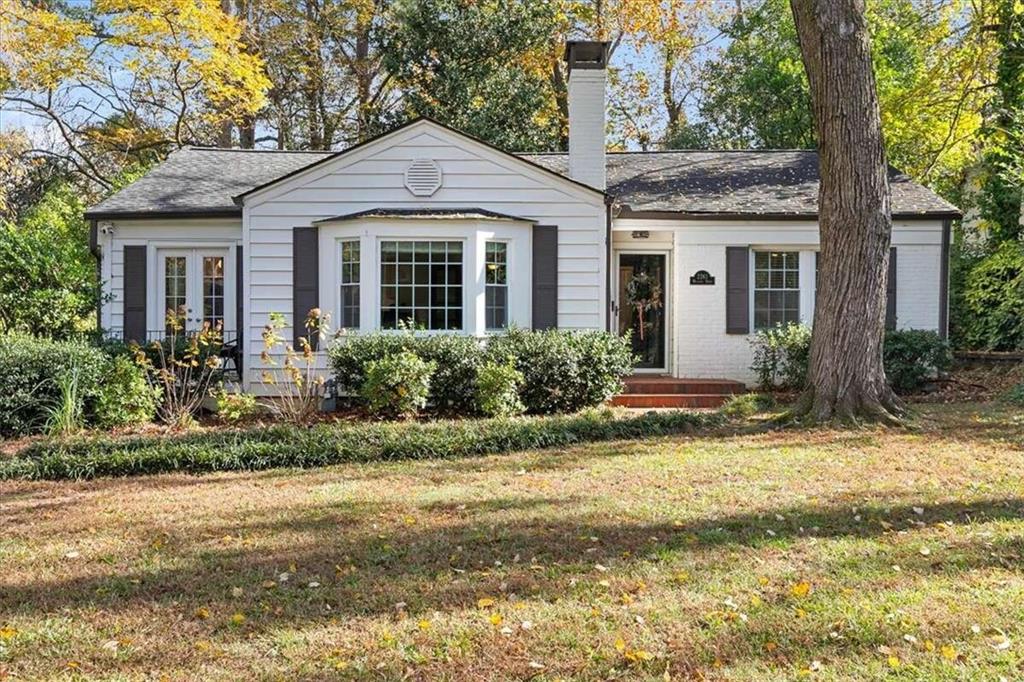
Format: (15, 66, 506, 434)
(1, 402, 1022, 680)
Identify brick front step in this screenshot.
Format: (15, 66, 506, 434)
(621, 378, 745, 395)
(610, 393, 735, 409)
(610, 377, 747, 409)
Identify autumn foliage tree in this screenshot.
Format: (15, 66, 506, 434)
(0, 0, 270, 188)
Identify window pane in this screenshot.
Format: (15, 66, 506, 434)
(752, 251, 800, 330)
(379, 240, 464, 330)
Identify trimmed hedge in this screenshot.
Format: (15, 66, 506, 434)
(0, 409, 721, 481)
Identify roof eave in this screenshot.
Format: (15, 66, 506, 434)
(617, 208, 962, 221)
(83, 208, 242, 221)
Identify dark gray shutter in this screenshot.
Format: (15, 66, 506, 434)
(885, 246, 897, 331)
(292, 227, 319, 349)
(235, 244, 244, 371)
(123, 245, 147, 344)
(725, 246, 750, 334)
(532, 225, 558, 330)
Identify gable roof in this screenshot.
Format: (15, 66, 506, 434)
(232, 117, 607, 204)
(86, 132, 960, 221)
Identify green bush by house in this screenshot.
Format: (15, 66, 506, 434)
(328, 327, 634, 416)
(750, 325, 952, 394)
(1, 408, 720, 481)
(0, 333, 108, 436)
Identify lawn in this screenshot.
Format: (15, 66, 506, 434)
(1, 403, 1022, 680)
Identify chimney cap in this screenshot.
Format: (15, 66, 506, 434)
(564, 41, 610, 71)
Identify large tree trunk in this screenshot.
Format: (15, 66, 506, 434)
(789, 0, 904, 424)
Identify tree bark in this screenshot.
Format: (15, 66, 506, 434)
(789, 0, 904, 424)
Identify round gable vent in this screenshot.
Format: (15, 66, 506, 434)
(404, 159, 443, 196)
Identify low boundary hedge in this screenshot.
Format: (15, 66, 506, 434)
(1, 409, 721, 481)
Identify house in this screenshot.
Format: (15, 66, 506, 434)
(85, 41, 960, 397)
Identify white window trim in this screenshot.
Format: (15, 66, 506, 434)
(318, 218, 532, 338)
(748, 248, 817, 332)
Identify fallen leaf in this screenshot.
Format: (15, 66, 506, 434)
(194, 607, 211, 620)
(477, 597, 496, 609)
(790, 581, 811, 598)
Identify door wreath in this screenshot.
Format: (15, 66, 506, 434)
(624, 270, 663, 341)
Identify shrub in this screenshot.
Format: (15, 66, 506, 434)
(1, 409, 722, 481)
(327, 331, 482, 413)
(962, 241, 1024, 350)
(883, 329, 952, 394)
(476, 358, 525, 417)
(214, 390, 261, 423)
(485, 327, 634, 414)
(259, 310, 328, 423)
(94, 355, 159, 429)
(133, 310, 223, 428)
(719, 393, 774, 419)
(0, 333, 107, 437)
(749, 323, 812, 390)
(1002, 382, 1024, 407)
(361, 351, 436, 419)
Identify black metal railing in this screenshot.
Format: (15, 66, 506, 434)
(100, 329, 244, 381)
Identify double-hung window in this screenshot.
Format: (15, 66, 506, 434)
(380, 240, 463, 330)
(339, 240, 360, 329)
(753, 251, 800, 329)
(484, 241, 508, 330)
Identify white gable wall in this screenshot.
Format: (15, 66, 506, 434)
(242, 121, 607, 388)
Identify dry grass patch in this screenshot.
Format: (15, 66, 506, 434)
(2, 402, 1023, 680)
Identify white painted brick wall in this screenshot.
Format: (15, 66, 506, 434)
(567, 69, 606, 190)
(611, 218, 946, 385)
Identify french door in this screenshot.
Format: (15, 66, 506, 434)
(156, 248, 233, 335)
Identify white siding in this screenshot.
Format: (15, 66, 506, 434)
(612, 218, 946, 385)
(242, 120, 607, 389)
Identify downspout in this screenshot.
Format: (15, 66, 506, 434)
(605, 195, 615, 332)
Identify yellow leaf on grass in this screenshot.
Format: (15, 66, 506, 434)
(790, 582, 811, 598)
(924, 640, 935, 651)
(750, 595, 763, 607)
(887, 655, 900, 668)
(673, 571, 689, 584)
(194, 607, 211, 620)
(489, 613, 503, 626)
(477, 597, 496, 609)
(229, 613, 246, 625)
(417, 619, 431, 631)
(940, 644, 958, 661)
(261, 580, 276, 589)
(614, 637, 626, 653)
(0, 627, 18, 641)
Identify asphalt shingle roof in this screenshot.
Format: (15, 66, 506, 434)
(86, 145, 959, 220)
(520, 150, 960, 218)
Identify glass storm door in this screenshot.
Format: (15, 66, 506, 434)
(157, 249, 231, 335)
(617, 253, 667, 371)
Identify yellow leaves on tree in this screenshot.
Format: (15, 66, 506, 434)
(1, 0, 269, 181)
(0, 0, 92, 90)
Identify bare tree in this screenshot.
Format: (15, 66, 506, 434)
(789, 0, 903, 424)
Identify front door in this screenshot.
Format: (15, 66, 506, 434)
(617, 253, 668, 371)
(156, 248, 232, 336)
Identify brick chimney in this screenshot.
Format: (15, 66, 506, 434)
(564, 41, 609, 191)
